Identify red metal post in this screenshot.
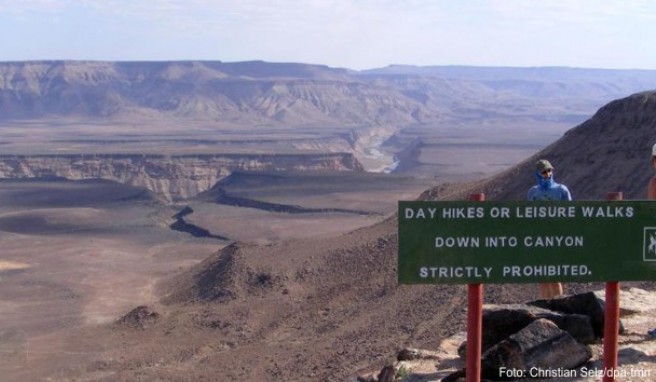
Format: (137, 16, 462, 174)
(603, 192, 622, 382)
(466, 193, 484, 382)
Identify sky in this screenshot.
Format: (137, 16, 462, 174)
(0, 0, 655, 71)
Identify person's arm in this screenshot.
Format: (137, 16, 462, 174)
(648, 177, 656, 200)
(561, 185, 572, 201)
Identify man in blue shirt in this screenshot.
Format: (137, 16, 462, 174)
(527, 159, 572, 299)
(648, 143, 656, 199)
(647, 145, 656, 337)
(527, 159, 572, 202)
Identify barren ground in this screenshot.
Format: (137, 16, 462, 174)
(0, 121, 573, 381)
(0, 174, 434, 381)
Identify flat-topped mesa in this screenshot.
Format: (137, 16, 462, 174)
(0, 153, 364, 202)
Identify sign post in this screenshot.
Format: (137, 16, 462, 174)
(398, 197, 656, 381)
(603, 192, 622, 382)
(467, 193, 484, 382)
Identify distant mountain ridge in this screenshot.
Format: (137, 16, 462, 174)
(0, 60, 426, 124)
(2, 60, 656, 126)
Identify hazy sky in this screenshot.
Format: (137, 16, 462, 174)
(1, 0, 655, 70)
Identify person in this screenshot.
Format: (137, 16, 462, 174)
(648, 143, 656, 200)
(647, 145, 656, 338)
(527, 159, 572, 299)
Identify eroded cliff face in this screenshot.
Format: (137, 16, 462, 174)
(0, 153, 364, 202)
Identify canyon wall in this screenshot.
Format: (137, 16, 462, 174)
(0, 153, 363, 202)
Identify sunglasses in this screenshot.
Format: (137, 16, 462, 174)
(541, 169, 552, 175)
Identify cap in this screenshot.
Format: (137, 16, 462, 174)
(535, 159, 554, 172)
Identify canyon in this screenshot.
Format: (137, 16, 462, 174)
(0, 152, 363, 201)
(2, 61, 656, 381)
(2, 61, 656, 202)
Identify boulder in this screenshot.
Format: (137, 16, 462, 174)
(528, 291, 625, 337)
(480, 319, 592, 380)
(458, 303, 596, 358)
(482, 304, 596, 346)
(448, 319, 592, 381)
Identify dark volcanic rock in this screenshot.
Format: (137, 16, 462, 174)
(481, 319, 592, 380)
(528, 291, 624, 337)
(449, 319, 592, 381)
(482, 304, 596, 347)
(458, 302, 596, 359)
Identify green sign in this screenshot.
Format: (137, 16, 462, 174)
(398, 200, 656, 284)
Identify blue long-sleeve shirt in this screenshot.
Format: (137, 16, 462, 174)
(527, 181, 572, 201)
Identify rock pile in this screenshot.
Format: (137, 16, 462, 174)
(359, 289, 656, 382)
(116, 305, 160, 330)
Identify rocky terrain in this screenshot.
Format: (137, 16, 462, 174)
(0, 90, 652, 382)
(2, 60, 656, 201)
(0, 152, 363, 201)
(2, 62, 656, 382)
(368, 287, 656, 382)
(153, 91, 656, 381)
